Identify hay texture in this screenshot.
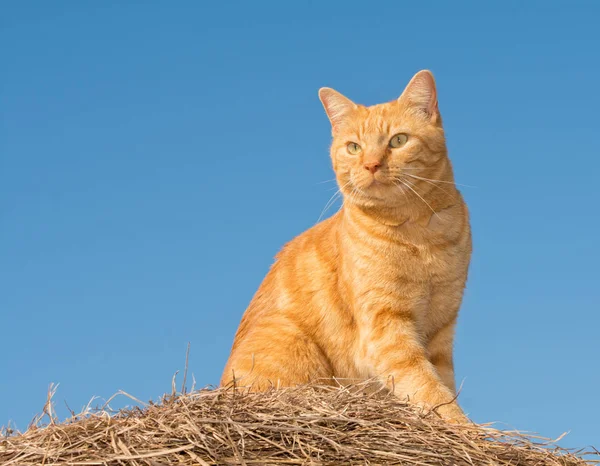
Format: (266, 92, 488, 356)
(1, 383, 597, 465)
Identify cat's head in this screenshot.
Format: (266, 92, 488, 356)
(319, 70, 449, 209)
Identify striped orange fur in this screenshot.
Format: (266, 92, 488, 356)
(221, 70, 472, 422)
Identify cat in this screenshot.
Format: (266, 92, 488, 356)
(221, 70, 472, 422)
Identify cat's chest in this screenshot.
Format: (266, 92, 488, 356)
(341, 205, 470, 305)
(345, 227, 467, 338)
(355, 225, 458, 280)
(342, 223, 468, 321)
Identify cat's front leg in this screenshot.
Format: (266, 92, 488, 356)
(362, 307, 466, 422)
(426, 319, 458, 395)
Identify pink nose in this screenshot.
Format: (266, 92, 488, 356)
(364, 162, 381, 174)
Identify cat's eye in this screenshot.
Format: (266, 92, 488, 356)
(347, 142, 362, 155)
(389, 133, 408, 148)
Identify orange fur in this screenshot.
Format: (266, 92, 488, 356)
(221, 71, 472, 422)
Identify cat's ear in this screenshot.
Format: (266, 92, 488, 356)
(319, 87, 357, 132)
(399, 70, 440, 124)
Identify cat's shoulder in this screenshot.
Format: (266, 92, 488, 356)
(275, 212, 340, 260)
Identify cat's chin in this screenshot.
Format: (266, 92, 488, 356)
(343, 188, 399, 209)
(361, 180, 401, 200)
(338, 177, 405, 208)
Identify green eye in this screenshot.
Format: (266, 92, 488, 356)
(347, 142, 362, 155)
(389, 133, 408, 148)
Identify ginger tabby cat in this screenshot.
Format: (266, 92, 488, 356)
(221, 70, 472, 422)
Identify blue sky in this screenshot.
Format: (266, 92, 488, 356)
(1, 1, 598, 451)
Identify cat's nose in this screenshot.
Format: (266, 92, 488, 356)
(363, 162, 381, 174)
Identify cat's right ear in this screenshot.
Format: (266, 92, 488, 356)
(318, 88, 356, 133)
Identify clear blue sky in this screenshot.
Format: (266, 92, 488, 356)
(1, 1, 598, 450)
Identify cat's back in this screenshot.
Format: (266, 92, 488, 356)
(227, 213, 342, 345)
(259, 211, 343, 313)
(221, 213, 345, 386)
(275, 212, 341, 276)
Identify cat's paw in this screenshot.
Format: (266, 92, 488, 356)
(433, 403, 469, 424)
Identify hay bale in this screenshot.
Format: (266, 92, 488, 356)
(1, 384, 596, 465)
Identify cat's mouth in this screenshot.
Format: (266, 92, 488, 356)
(361, 175, 395, 190)
(368, 178, 387, 187)
(346, 176, 399, 202)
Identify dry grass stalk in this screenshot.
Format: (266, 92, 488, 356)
(1, 383, 597, 465)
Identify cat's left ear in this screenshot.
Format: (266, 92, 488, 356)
(399, 70, 440, 124)
(319, 87, 357, 132)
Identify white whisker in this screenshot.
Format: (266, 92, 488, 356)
(318, 190, 342, 223)
(345, 185, 363, 207)
(317, 179, 352, 223)
(397, 177, 440, 220)
(392, 180, 409, 203)
(404, 173, 454, 198)
(316, 178, 338, 185)
(403, 172, 475, 188)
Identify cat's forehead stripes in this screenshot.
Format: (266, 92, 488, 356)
(355, 103, 398, 140)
